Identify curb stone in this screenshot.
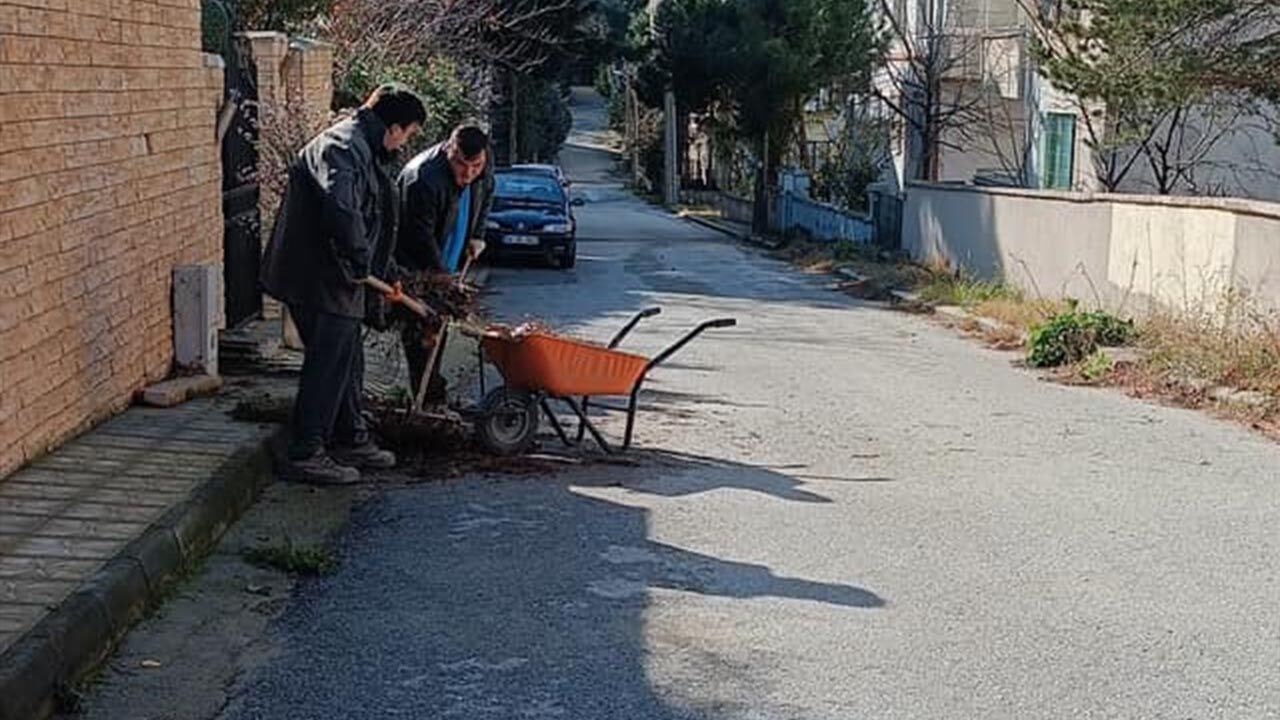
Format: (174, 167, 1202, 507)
(678, 213, 785, 249)
(0, 423, 285, 720)
(934, 304, 1028, 342)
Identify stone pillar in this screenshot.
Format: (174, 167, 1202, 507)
(287, 38, 335, 135)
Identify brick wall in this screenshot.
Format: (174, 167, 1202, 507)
(0, 0, 225, 479)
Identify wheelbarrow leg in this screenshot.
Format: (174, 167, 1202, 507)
(540, 398, 577, 447)
(563, 397, 613, 454)
(575, 397, 590, 444)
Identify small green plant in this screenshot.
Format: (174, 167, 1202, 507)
(243, 539, 337, 576)
(1027, 302, 1134, 368)
(1079, 350, 1115, 381)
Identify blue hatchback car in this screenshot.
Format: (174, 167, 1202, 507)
(485, 168, 583, 269)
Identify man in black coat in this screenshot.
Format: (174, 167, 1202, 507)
(261, 84, 426, 485)
(395, 125, 493, 402)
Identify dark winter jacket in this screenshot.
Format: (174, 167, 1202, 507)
(260, 109, 398, 319)
(395, 142, 494, 274)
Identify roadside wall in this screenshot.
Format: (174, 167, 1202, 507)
(902, 182, 1280, 313)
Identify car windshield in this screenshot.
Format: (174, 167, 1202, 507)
(496, 174, 564, 205)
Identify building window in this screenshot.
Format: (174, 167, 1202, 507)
(1040, 112, 1075, 189)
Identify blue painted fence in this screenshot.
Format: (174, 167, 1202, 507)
(775, 192, 873, 244)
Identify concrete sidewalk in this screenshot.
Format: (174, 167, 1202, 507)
(0, 289, 489, 720)
(0, 393, 283, 720)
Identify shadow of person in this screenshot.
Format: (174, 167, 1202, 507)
(575, 448, 840, 503)
(611, 541, 885, 609)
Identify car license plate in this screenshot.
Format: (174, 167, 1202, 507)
(503, 234, 539, 246)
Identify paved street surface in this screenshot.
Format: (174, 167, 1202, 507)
(212, 90, 1280, 719)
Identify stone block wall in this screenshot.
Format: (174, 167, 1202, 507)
(0, 0, 225, 478)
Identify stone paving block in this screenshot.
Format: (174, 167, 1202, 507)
(102, 425, 275, 443)
(70, 434, 248, 456)
(0, 604, 43, 632)
(3, 501, 163, 524)
(0, 579, 78, 605)
(0, 536, 125, 561)
(31, 456, 219, 480)
(43, 443, 232, 468)
(0, 518, 150, 541)
(0, 515, 44, 537)
(139, 374, 223, 407)
(0, 557, 102, 582)
(6, 470, 200, 493)
(0, 482, 186, 507)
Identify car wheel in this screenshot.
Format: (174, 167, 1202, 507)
(558, 241, 577, 269)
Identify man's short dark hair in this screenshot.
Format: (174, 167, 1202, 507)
(449, 125, 489, 160)
(364, 84, 427, 129)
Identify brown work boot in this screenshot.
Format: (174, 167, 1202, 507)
(282, 452, 361, 486)
(332, 440, 397, 470)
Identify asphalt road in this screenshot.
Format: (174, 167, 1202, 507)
(221, 90, 1280, 720)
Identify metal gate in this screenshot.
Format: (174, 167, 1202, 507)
(870, 189, 903, 251)
(205, 0, 262, 328)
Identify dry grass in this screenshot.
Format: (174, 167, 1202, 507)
(1137, 306, 1280, 398)
(972, 297, 1068, 334)
(915, 273, 1016, 307)
(776, 239, 933, 289)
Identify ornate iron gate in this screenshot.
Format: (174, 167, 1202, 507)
(205, 0, 262, 328)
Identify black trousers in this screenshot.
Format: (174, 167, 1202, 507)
(288, 305, 368, 459)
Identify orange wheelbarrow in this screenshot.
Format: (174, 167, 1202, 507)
(471, 308, 736, 455)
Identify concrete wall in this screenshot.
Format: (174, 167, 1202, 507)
(903, 182, 1280, 313)
(0, 0, 225, 478)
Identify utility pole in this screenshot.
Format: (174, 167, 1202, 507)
(663, 88, 677, 205)
(648, 0, 678, 205)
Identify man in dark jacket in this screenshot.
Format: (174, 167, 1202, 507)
(261, 84, 426, 485)
(395, 125, 493, 402)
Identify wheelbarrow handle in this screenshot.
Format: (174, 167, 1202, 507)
(645, 317, 737, 371)
(608, 306, 663, 349)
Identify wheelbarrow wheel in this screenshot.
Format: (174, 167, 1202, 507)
(477, 388, 540, 456)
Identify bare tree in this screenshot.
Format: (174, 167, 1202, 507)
(1018, 0, 1280, 193)
(872, 0, 989, 181)
(320, 0, 583, 74)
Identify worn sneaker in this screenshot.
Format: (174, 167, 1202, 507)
(282, 452, 361, 486)
(331, 440, 397, 470)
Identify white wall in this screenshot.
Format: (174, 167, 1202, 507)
(903, 182, 1280, 313)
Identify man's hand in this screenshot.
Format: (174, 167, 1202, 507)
(467, 239, 487, 262)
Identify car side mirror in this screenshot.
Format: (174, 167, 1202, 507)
(570, 198, 586, 207)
